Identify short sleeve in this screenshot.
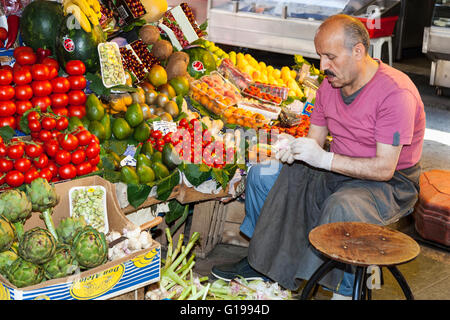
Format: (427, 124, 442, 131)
(375, 90, 416, 146)
(310, 84, 327, 127)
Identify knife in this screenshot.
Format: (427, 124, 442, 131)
(108, 216, 163, 248)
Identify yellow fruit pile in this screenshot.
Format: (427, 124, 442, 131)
(229, 52, 303, 98)
(202, 40, 229, 64)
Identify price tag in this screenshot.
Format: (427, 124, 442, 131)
(302, 102, 314, 117)
(120, 155, 137, 167)
(123, 145, 137, 157)
(152, 120, 178, 135)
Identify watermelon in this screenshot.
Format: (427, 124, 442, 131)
(183, 46, 217, 79)
(20, 0, 64, 54)
(55, 16, 105, 73)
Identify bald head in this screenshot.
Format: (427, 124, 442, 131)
(316, 14, 370, 55)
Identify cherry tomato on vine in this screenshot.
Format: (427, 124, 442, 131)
(25, 143, 44, 158)
(76, 161, 92, 176)
(85, 142, 100, 159)
(39, 168, 53, 182)
(55, 149, 71, 166)
(7, 144, 24, 159)
(33, 153, 49, 169)
(71, 149, 86, 165)
(55, 117, 69, 131)
(14, 158, 32, 173)
(58, 133, 79, 151)
(41, 116, 57, 131)
(0, 158, 13, 172)
(24, 167, 40, 184)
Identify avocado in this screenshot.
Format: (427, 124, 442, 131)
(151, 151, 163, 163)
(86, 94, 105, 121)
(88, 120, 106, 142)
(125, 103, 144, 127)
(137, 164, 156, 184)
(151, 162, 170, 180)
(162, 143, 181, 170)
(120, 166, 140, 185)
(100, 113, 112, 140)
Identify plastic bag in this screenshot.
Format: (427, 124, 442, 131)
(1, 0, 32, 16)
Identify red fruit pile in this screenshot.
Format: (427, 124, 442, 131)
(0, 46, 87, 130)
(0, 127, 101, 188)
(171, 118, 235, 168)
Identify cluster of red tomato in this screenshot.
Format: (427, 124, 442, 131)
(0, 46, 87, 130)
(261, 115, 311, 138)
(171, 118, 235, 168)
(0, 125, 101, 188)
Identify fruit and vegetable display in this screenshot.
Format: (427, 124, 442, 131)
(0, 0, 325, 298)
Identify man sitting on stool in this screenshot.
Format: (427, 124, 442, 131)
(211, 14, 426, 300)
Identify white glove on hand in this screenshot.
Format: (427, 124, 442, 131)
(274, 133, 295, 164)
(290, 137, 334, 171)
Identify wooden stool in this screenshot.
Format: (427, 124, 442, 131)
(300, 222, 420, 300)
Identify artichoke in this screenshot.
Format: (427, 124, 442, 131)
(7, 257, 45, 288)
(56, 217, 87, 245)
(19, 227, 56, 265)
(0, 249, 18, 276)
(0, 189, 32, 240)
(42, 244, 79, 280)
(25, 178, 60, 241)
(0, 216, 15, 252)
(71, 226, 108, 269)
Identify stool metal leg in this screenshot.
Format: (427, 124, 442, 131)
(387, 266, 414, 300)
(300, 259, 339, 300)
(352, 267, 366, 300)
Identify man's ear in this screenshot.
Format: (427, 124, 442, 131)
(353, 42, 366, 60)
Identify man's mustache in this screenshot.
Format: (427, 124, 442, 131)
(324, 69, 336, 77)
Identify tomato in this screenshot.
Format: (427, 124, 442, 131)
(0, 69, 13, 85)
(27, 110, 40, 122)
(47, 66, 59, 80)
(30, 64, 50, 81)
(5, 170, 24, 187)
(50, 93, 69, 108)
(31, 96, 52, 113)
(75, 129, 92, 146)
(42, 57, 59, 71)
(25, 143, 44, 158)
(55, 149, 71, 166)
(41, 116, 57, 131)
(163, 132, 173, 143)
(58, 133, 79, 151)
(7, 144, 24, 159)
(71, 149, 86, 165)
(85, 142, 100, 159)
(14, 85, 33, 101)
(14, 158, 32, 173)
(55, 117, 69, 131)
(51, 77, 70, 93)
(52, 107, 69, 117)
(178, 118, 189, 128)
(39, 130, 55, 142)
(24, 167, 40, 184)
(16, 51, 37, 65)
(59, 164, 77, 180)
(68, 90, 86, 106)
(91, 134, 100, 145)
(76, 161, 92, 176)
(0, 158, 13, 172)
(68, 105, 86, 119)
(15, 100, 32, 115)
(28, 119, 41, 132)
(67, 75, 86, 90)
(33, 153, 49, 169)
(0, 143, 6, 157)
(39, 168, 53, 181)
(44, 140, 59, 158)
(0, 116, 16, 129)
(31, 80, 52, 97)
(12, 69, 32, 85)
(0, 101, 16, 116)
(89, 155, 100, 167)
(156, 145, 164, 152)
(46, 161, 58, 177)
(13, 46, 34, 59)
(0, 28, 7, 42)
(65, 60, 86, 75)
(0, 85, 15, 101)
(151, 130, 162, 139)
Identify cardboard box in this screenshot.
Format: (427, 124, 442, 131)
(0, 176, 161, 300)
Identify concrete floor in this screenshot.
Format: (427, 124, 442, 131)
(191, 54, 450, 300)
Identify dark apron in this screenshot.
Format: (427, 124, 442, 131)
(247, 162, 421, 291)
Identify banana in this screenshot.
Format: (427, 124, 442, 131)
(71, 0, 92, 17)
(90, 0, 101, 14)
(66, 4, 92, 33)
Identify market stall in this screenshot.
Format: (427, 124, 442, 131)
(0, 0, 319, 300)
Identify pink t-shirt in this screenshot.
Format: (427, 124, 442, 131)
(310, 61, 426, 170)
